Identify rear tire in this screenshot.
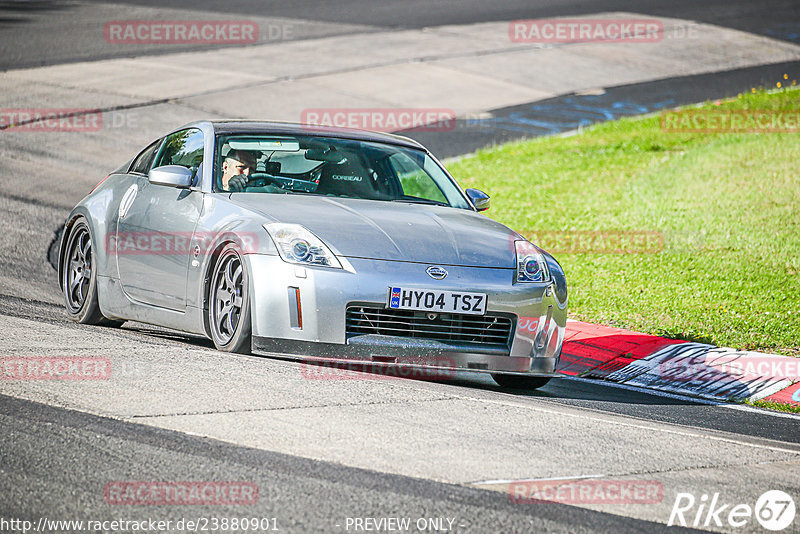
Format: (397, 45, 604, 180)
(492, 374, 551, 390)
(208, 243, 252, 354)
(62, 218, 122, 326)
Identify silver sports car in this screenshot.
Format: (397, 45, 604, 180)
(59, 121, 567, 389)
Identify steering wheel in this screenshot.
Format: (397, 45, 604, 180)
(243, 172, 281, 189)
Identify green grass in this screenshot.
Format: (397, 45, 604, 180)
(448, 86, 800, 357)
(746, 399, 800, 414)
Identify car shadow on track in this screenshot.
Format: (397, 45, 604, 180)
(120, 322, 216, 349)
(116, 324, 706, 406)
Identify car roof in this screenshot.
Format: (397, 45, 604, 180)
(196, 120, 426, 150)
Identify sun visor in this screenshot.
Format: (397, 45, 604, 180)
(228, 137, 300, 152)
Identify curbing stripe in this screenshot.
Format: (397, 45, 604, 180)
(560, 321, 800, 407)
(557, 320, 684, 377)
(762, 381, 800, 406)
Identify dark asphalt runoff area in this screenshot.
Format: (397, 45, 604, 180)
(0, 0, 798, 69)
(406, 61, 800, 158)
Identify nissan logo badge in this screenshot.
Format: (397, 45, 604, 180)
(426, 266, 448, 280)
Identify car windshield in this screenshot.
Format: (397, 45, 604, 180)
(214, 134, 471, 209)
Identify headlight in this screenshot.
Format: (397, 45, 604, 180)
(264, 223, 342, 269)
(515, 240, 550, 283)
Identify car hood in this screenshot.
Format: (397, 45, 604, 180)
(228, 194, 518, 268)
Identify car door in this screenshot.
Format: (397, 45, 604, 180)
(115, 128, 205, 311)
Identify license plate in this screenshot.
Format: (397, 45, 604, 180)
(387, 287, 487, 315)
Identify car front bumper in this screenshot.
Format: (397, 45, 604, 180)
(246, 254, 566, 376)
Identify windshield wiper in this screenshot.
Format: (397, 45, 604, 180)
(392, 197, 448, 206)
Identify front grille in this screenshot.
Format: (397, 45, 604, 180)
(346, 305, 513, 346)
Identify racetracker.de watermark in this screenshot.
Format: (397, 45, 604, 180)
(659, 354, 800, 383)
(0, 109, 102, 132)
(509, 479, 663, 504)
(509, 18, 663, 43)
(106, 232, 260, 256)
(301, 108, 456, 132)
(1, 357, 111, 380)
(104, 481, 259, 506)
(661, 109, 800, 133)
(104, 20, 258, 44)
(523, 230, 664, 254)
(300, 360, 456, 381)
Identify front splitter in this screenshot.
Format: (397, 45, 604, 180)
(252, 336, 557, 376)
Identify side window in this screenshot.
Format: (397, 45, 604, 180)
(129, 140, 161, 175)
(153, 128, 204, 176)
(388, 152, 447, 203)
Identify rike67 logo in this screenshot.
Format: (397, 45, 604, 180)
(669, 490, 796, 531)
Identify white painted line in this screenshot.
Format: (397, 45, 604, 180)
(470, 474, 605, 486)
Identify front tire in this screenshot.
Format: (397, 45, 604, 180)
(208, 243, 252, 354)
(62, 218, 121, 326)
(492, 374, 552, 390)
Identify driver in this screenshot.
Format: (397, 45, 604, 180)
(221, 149, 259, 191)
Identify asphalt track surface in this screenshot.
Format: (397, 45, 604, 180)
(2, 394, 707, 534)
(1, 1, 800, 533)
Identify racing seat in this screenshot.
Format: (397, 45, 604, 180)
(315, 160, 386, 199)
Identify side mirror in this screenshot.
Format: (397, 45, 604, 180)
(465, 188, 490, 212)
(148, 165, 193, 188)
